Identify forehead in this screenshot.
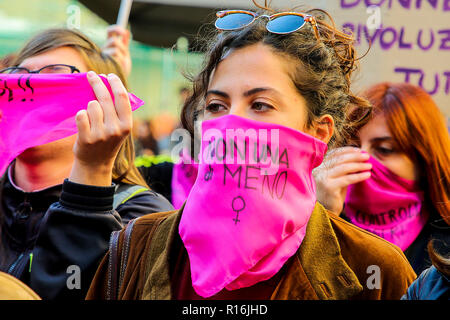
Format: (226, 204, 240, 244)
(18, 46, 87, 70)
(359, 112, 391, 140)
(208, 43, 295, 92)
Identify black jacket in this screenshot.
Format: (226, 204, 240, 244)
(403, 209, 450, 275)
(402, 266, 450, 300)
(138, 161, 174, 204)
(0, 165, 174, 300)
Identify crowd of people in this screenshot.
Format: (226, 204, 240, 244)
(0, 1, 448, 301)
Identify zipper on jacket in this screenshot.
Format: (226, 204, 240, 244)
(7, 251, 32, 278)
(7, 253, 24, 274)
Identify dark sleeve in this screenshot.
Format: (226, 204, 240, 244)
(138, 162, 174, 204)
(28, 179, 122, 300)
(28, 179, 174, 300)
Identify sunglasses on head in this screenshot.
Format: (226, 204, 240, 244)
(215, 10, 320, 38)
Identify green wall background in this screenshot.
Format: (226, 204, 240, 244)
(0, 0, 203, 119)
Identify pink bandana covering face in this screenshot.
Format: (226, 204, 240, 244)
(344, 155, 426, 251)
(0, 73, 144, 175)
(178, 115, 327, 298)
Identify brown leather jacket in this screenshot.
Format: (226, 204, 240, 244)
(86, 202, 416, 300)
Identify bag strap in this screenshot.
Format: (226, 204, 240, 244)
(107, 229, 120, 300)
(106, 183, 148, 300)
(113, 184, 149, 210)
(106, 218, 137, 300)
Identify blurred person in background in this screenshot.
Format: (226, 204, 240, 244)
(0, 27, 173, 300)
(133, 118, 160, 156)
(102, 25, 132, 77)
(314, 82, 450, 275)
(151, 112, 177, 155)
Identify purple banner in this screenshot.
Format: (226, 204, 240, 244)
(341, 0, 450, 10)
(342, 23, 450, 51)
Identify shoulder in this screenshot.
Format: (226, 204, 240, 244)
(124, 209, 179, 252)
(133, 210, 178, 228)
(137, 159, 174, 202)
(136, 155, 174, 180)
(114, 183, 174, 219)
(329, 212, 409, 263)
(404, 266, 450, 300)
(327, 211, 417, 296)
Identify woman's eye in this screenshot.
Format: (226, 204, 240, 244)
(375, 146, 395, 156)
(252, 102, 274, 112)
(205, 103, 226, 113)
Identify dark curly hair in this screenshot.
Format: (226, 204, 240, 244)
(181, 1, 371, 149)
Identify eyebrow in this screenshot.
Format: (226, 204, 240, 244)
(205, 90, 229, 99)
(205, 87, 277, 99)
(370, 136, 393, 143)
(243, 87, 274, 97)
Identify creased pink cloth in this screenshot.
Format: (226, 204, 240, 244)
(171, 149, 199, 209)
(344, 155, 426, 250)
(0, 73, 144, 175)
(179, 115, 327, 298)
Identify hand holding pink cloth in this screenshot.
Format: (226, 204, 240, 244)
(0, 73, 144, 175)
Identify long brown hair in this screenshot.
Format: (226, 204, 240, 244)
(181, 4, 372, 149)
(11, 28, 148, 188)
(428, 240, 450, 278)
(363, 82, 450, 225)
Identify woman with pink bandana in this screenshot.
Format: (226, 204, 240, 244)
(314, 82, 450, 275)
(0, 27, 173, 300)
(87, 3, 416, 300)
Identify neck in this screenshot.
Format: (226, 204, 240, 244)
(13, 153, 74, 192)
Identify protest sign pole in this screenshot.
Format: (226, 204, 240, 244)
(117, 0, 133, 29)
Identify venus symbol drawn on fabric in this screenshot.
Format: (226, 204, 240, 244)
(232, 196, 246, 225)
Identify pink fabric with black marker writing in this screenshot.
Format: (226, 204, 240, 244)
(0, 73, 144, 175)
(179, 115, 327, 298)
(344, 155, 426, 250)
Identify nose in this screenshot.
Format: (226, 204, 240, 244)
(359, 142, 370, 154)
(228, 103, 248, 118)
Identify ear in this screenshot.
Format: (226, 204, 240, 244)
(310, 114, 334, 144)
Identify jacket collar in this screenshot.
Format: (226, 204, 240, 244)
(142, 202, 362, 300)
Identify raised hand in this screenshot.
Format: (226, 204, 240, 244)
(102, 25, 132, 77)
(69, 71, 132, 186)
(313, 147, 372, 215)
